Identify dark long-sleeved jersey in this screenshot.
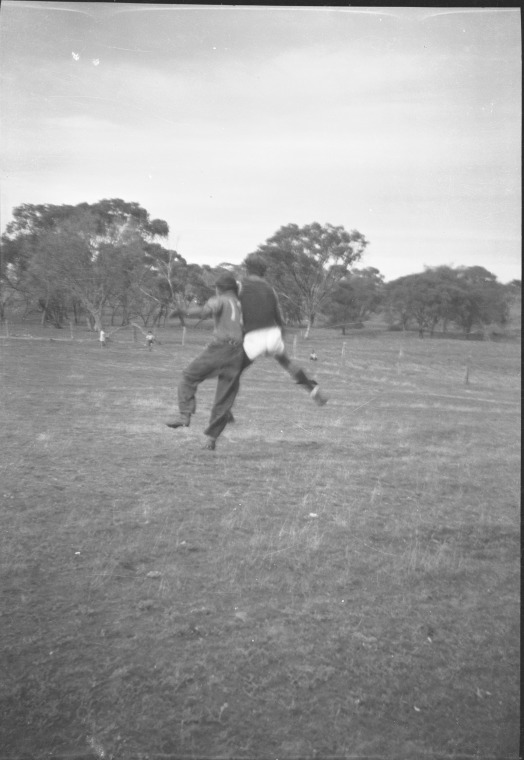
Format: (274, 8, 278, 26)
(238, 276, 284, 334)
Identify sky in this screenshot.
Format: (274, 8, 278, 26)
(0, 3, 521, 283)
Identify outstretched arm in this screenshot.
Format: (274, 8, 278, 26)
(170, 303, 213, 320)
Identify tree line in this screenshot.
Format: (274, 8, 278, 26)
(0, 198, 519, 337)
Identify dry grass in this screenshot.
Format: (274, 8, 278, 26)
(0, 324, 520, 759)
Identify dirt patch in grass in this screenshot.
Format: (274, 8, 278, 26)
(0, 331, 520, 758)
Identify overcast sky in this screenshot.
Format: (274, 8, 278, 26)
(0, 3, 521, 282)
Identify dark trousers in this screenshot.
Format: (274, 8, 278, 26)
(240, 350, 317, 391)
(178, 342, 245, 440)
(275, 353, 317, 391)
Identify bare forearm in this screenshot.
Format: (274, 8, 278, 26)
(170, 305, 210, 319)
(185, 305, 208, 318)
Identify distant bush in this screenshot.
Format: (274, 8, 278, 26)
(488, 330, 520, 342)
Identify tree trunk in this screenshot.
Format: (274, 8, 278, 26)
(304, 312, 315, 339)
(40, 297, 49, 326)
(171, 295, 186, 326)
(93, 311, 102, 332)
(86, 312, 100, 332)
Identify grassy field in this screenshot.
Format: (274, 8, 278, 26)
(0, 323, 520, 759)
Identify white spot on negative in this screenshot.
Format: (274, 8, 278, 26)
(72, 52, 80, 61)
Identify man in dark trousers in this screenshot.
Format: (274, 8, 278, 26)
(166, 273, 244, 450)
(238, 254, 328, 405)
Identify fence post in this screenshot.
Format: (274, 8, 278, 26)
(292, 334, 297, 358)
(464, 352, 472, 385)
(341, 342, 346, 361)
(182, 326, 186, 346)
(5, 320, 9, 338)
(397, 346, 403, 375)
(69, 320, 74, 340)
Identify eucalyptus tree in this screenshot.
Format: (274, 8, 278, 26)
(252, 222, 369, 335)
(142, 245, 213, 325)
(385, 266, 510, 337)
(452, 266, 509, 335)
(1, 199, 169, 330)
(325, 267, 384, 333)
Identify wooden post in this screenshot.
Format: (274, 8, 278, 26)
(5, 320, 9, 338)
(341, 342, 346, 361)
(292, 334, 297, 358)
(133, 326, 137, 343)
(182, 326, 186, 346)
(69, 320, 74, 340)
(464, 353, 472, 385)
(397, 347, 403, 376)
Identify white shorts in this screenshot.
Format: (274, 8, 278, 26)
(243, 326, 285, 361)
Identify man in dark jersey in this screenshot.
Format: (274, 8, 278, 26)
(166, 273, 244, 450)
(238, 254, 328, 405)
